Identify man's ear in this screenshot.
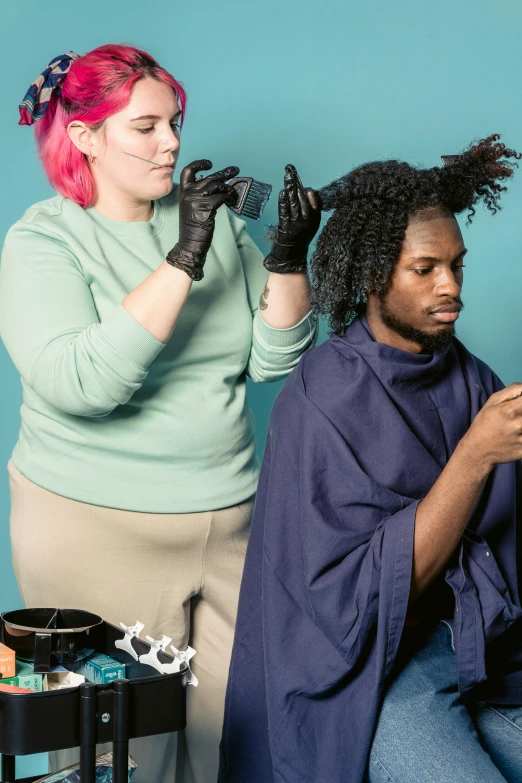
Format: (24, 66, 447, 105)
(66, 122, 97, 160)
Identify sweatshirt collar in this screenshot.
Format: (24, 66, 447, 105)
(85, 194, 167, 237)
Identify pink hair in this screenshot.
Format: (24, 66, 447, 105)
(34, 44, 187, 208)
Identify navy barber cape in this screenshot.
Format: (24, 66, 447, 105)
(218, 315, 522, 783)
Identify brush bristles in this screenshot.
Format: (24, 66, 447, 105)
(242, 181, 272, 220)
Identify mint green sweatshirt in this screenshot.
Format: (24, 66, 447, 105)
(0, 187, 316, 512)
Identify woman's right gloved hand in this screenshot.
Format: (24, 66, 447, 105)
(166, 159, 240, 281)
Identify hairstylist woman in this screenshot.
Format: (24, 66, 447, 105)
(0, 45, 320, 783)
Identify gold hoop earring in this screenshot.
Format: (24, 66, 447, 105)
(88, 154, 95, 165)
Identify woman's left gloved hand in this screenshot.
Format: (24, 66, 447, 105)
(263, 164, 321, 274)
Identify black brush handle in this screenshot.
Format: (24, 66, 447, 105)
(226, 177, 253, 215)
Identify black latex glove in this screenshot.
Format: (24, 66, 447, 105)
(166, 159, 240, 281)
(263, 164, 321, 274)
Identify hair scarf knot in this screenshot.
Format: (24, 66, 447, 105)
(19, 52, 80, 125)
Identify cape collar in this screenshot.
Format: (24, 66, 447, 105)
(330, 314, 452, 387)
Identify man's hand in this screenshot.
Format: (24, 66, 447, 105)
(461, 383, 522, 473)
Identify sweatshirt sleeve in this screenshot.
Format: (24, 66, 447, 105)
(0, 222, 165, 417)
(228, 212, 318, 383)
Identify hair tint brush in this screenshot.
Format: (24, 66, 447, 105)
(226, 177, 272, 220)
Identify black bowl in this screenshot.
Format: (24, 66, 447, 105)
(1, 608, 103, 673)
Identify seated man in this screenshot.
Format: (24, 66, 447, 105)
(219, 135, 522, 783)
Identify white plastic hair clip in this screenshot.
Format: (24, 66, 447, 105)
(138, 635, 173, 674)
(161, 645, 198, 686)
(115, 621, 145, 661)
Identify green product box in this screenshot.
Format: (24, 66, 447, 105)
(16, 660, 34, 675)
(16, 660, 44, 690)
(78, 654, 126, 685)
(0, 677, 17, 687)
(18, 673, 43, 691)
(1, 673, 43, 692)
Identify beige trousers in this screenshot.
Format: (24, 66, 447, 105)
(8, 461, 253, 783)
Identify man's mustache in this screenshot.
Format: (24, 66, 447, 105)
(425, 298, 464, 316)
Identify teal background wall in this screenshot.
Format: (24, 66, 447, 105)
(1, 0, 522, 773)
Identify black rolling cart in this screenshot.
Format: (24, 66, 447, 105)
(0, 620, 187, 783)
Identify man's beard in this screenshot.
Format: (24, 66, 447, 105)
(379, 296, 459, 353)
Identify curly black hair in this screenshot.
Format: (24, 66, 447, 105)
(311, 134, 521, 335)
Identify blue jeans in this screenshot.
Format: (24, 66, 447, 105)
(367, 621, 522, 783)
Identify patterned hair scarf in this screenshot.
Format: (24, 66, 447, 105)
(19, 52, 80, 125)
